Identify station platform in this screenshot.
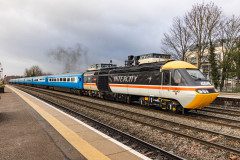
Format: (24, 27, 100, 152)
(219, 92, 240, 99)
(1, 86, 148, 160)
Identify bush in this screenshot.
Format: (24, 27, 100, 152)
(232, 85, 240, 93)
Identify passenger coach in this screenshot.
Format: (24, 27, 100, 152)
(47, 74, 83, 92)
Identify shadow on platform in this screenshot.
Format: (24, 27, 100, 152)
(0, 112, 11, 123)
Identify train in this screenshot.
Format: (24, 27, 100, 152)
(9, 53, 219, 113)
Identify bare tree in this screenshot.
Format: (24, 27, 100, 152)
(220, 16, 240, 52)
(185, 2, 222, 68)
(218, 15, 240, 91)
(161, 17, 192, 60)
(42, 72, 53, 76)
(49, 43, 88, 73)
(24, 65, 43, 77)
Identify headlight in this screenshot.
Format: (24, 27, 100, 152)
(196, 89, 209, 94)
(203, 90, 209, 93)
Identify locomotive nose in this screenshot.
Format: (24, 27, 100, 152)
(185, 92, 219, 109)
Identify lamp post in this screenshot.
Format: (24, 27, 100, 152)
(0, 62, 3, 80)
(0, 62, 4, 93)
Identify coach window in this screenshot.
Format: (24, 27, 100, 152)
(71, 77, 75, 82)
(63, 78, 66, 82)
(67, 78, 70, 82)
(162, 70, 170, 85)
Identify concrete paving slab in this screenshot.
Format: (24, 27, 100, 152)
(67, 124, 90, 133)
(7, 85, 151, 160)
(88, 139, 126, 156)
(108, 150, 142, 160)
(8, 86, 110, 160)
(0, 87, 84, 160)
(55, 115, 80, 126)
(76, 131, 107, 142)
(41, 105, 64, 116)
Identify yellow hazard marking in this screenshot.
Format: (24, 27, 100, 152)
(8, 86, 110, 160)
(185, 92, 219, 109)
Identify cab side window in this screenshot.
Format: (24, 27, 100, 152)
(172, 70, 182, 86)
(162, 70, 170, 85)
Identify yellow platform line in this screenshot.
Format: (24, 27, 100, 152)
(8, 86, 110, 160)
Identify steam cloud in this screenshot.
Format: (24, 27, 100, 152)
(49, 43, 88, 73)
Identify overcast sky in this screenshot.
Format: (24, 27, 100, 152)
(1, 0, 240, 76)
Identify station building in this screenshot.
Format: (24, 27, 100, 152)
(185, 41, 238, 90)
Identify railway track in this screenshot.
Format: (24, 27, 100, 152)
(213, 97, 240, 107)
(200, 108, 240, 117)
(14, 85, 240, 130)
(209, 106, 240, 112)
(14, 85, 183, 160)
(15, 85, 240, 129)
(14, 85, 240, 159)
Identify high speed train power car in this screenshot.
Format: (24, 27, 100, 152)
(9, 53, 219, 113)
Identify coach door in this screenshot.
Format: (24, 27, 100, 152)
(161, 70, 171, 97)
(97, 71, 111, 92)
(78, 76, 83, 88)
